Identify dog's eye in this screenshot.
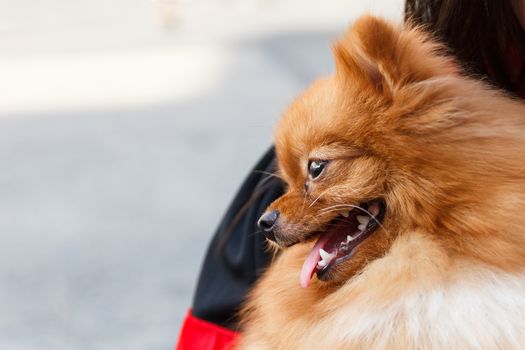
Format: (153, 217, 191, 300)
(308, 160, 328, 180)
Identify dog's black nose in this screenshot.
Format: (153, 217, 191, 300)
(258, 210, 279, 239)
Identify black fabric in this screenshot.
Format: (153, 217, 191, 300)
(192, 147, 284, 330)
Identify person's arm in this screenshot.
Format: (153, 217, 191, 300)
(176, 147, 283, 349)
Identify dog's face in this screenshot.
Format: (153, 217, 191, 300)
(259, 16, 490, 288)
(270, 74, 394, 288)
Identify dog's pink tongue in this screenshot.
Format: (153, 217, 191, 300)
(300, 234, 331, 288)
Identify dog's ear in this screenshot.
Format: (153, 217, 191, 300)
(333, 15, 457, 98)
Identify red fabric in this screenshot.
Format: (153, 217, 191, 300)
(176, 310, 239, 350)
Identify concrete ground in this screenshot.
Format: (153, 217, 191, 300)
(0, 1, 401, 349)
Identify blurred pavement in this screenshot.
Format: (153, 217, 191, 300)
(0, 1, 401, 349)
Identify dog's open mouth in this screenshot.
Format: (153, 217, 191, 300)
(300, 199, 386, 288)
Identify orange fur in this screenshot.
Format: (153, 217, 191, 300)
(237, 16, 525, 349)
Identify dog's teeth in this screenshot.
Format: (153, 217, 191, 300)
(347, 235, 355, 242)
(358, 223, 367, 231)
(369, 203, 380, 217)
(318, 249, 334, 268)
(356, 215, 370, 225)
(319, 249, 333, 261)
(341, 211, 350, 218)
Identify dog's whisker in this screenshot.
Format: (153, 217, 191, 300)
(301, 192, 308, 216)
(319, 203, 363, 213)
(305, 214, 323, 228)
(309, 185, 359, 209)
(248, 229, 264, 237)
(253, 170, 284, 181)
(308, 188, 332, 208)
(254, 171, 285, 188)
(257, 175, 277, 187)
(319, 204, 388, 234)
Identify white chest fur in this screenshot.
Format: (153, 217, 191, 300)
(302, 235, 525, 349)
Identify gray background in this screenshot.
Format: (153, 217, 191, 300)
(0, 1, 401, 349)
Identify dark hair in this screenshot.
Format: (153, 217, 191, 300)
(405, 0, 525, 93)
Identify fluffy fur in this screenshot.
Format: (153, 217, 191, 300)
(237, 15, 525, 349)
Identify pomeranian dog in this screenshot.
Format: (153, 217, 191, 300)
(236, 15, 525, 349)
